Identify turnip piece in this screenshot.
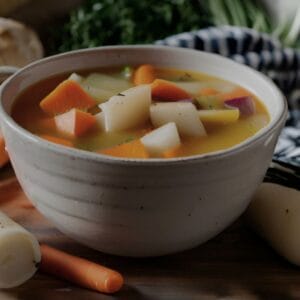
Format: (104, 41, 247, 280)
(83, 86, 116, 103)
(100, 85, 151, 132)
(224, 96, 256, 115)
(198, 109, 240, 124)
(150, 102, 206, 137)
(140, 122, 181, 156)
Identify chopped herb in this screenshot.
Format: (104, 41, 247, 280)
(117, 93, 125, 96)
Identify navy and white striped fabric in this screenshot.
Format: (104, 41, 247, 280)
(156, 26, 299, 188)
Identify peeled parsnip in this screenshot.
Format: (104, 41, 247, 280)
(0, 211, 41, 288)
(246, 183, 300, 265)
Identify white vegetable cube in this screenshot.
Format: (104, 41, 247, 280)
(100, 85, 151, 132)
(140, 122, 181, 156)
(150, 102, 206, 137)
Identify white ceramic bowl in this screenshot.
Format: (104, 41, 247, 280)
(0, 46, 287, 257)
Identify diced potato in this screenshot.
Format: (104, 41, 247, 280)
(100, 85, 151, 132)
(68, 73, 83, 83)
(198, 109, 240, 124)
(150, 102, 206, 137)
(140, 122, 181, 156)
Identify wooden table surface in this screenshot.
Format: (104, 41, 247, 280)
(1, 166, 300, 300)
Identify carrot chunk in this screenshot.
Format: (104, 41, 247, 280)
(100, 139, 149, 158)
(220, 87, 251, 101)
(163, 145, 182, 158)
(40, 244, 124, 294)
(133, 64, 156, 85)
(40, 79, 96, 114)
(55, 109, 96, 137)
(151, 79, 190, 101)
(39, 134, 74, 147)
(0, 130, 9, 168)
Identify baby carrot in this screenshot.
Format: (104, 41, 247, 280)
(40, 244, 124, 294)
(133, 64, 156, 85)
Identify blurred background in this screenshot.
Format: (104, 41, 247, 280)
(0, 0, 299, 58)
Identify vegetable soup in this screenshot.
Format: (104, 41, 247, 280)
(12, 65, 270, 159)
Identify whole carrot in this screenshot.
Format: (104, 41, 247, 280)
(40, 244, 124, 294)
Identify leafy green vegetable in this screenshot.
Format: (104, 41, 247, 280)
(49, 0, 300, 53)
(51, 0, 210, 53)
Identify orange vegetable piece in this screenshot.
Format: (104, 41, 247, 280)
(100, 139, 149, 158)
(55, 109, 96, 137)
(39, 134, 74, 148)
(40, 79, 96, 114)
(133, 64, 156, 85)
(0, 130, 9, 168)
(199, 88, 219, 96)
(40, 244, 124, 294)
(151, 79, 190, 101)
(163, 146, 182, 158)
(220, 87, 251, 101)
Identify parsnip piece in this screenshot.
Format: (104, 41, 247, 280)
(100, 85, 151, 132)
(198, 109, 239, 124)
(140, 122, 181, 156)
(246, 183, 300, 265)
(150, 102, 206, 137)
(0, 211, 41, 288)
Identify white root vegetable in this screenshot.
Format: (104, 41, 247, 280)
(0, 210, 41, 288)
(140, 122, 181, 156)
(95, 112, 105, 131)
(100, 85, 151, 132)
(150, 102, 206, 137)
(246, 183, 300, 265)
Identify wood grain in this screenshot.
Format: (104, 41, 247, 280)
(1, 171, 300, 300)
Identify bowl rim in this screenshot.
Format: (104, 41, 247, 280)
(0, 45, 288, 166)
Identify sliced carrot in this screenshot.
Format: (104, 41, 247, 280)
(40, 79, 96, 115)
(133, 64, 156, 85)
(220, 87, 251, 101)
(55, 109, 96, 137)
(0, 130, 9, 168)
(199, 87, 219, 96)
(151, 79, 190, 101)
(100, 139, 149, 158)
(163, 145, 182, 158)
(40, 244, 124, 294)
(39, 134, 74, 148)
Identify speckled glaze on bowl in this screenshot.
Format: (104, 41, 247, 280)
(0, 46, 287, 257)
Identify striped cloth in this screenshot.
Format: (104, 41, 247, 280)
(156, 26, 299, 189)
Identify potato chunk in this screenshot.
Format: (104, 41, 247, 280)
(198, 109, 240, 124)
(150, 102, 206, 137)
(140, 122, 181, 156)
(100, 85, 151, 132)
